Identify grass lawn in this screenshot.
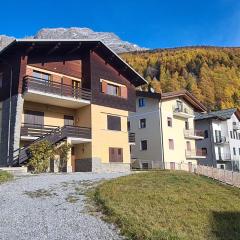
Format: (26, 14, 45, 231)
(0, 171, 13, 184)
(91, 171, 240, 240)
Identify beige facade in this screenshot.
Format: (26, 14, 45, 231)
(129, 92, 206, 169)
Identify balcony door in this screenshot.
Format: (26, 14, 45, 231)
(64, 115, 74, 126)
(24, 110, 44, 127)
(72, 80, 81, 98)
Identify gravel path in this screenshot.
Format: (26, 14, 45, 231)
(0, 172, 128, 240)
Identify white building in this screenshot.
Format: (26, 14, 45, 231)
(195, 108, 240, 170)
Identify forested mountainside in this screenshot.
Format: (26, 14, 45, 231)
(121, 47, 240, 110)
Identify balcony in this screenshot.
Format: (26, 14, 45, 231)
(233, 122, 240, 130)
(20, 123, 92, 143)
(172, 104, 194, 118)
(214, 136, 228, 144)
(217, 153, 231, 162)
(128, 132, 135, 145)
(23, 76, 91, 109)
(185, 149, 207, 159)
(184, 129, 204, 139)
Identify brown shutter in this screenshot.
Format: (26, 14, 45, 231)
(109, 148, 123, 162)
(102, 80, 108, 93)
(121, 86, 128, 99)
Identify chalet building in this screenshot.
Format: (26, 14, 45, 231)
(195, 108, 240, 171)
(128, 90, 207, 170)
(0, 39, 146, 172)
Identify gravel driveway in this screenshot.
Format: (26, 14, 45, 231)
(0, 172, 128, 240)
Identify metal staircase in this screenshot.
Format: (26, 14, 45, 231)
(10, 125, 91, 166)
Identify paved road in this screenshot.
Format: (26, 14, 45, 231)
(0, 172, 127, 240)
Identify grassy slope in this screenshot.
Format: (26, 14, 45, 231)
(92, 171, 240, 240)
(0, 171, 13, 184)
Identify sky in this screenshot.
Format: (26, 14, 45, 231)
(0, 0, 240, 49)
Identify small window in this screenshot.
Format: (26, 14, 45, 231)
(230, 131, 233, 139)
(233, 147, 236, 155)
(142, 163, 149, 169)
(0, 72, 3, 88)
(185, 120, 189, 130)
(202, 148, 207, 155)
(140, 140, 148, 151)
(127, 121, 130, 131)
(107, 115, 121, 131)
(167, 117, 172, 127)
(138, 98, 145, 107)
(106, 83, 120, 96)
(33, 70, 51, 81)
(220, 164, 225, 169)
(186, 141, 191, 151)
(204, 130, 208, 138)
(169, 139, 174, 150)
(109, 147, 123, 162)
(139, 118, 146, 128)
(233, 131, 236, 139)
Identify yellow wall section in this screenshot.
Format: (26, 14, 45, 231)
(161, 98, 197, 164)
(91, 104, 130, 164)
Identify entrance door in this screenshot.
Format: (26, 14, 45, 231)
(64, 115, 74, 126)
(170, 162, 175, 170)
(188, 162, 193, 172)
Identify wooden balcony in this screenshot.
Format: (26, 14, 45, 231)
(185, 149, 207, 159)
(22, 76, 91, 108)
(184, 129, 204, 139)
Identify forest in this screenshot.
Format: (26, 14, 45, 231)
(121, 47, 240, 110)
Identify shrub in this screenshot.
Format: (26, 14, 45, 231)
(28, 140, 54, 174)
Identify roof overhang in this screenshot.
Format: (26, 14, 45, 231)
(0, 39, 147, 87)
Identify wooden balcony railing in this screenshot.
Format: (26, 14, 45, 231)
(23, 76, 92, 101)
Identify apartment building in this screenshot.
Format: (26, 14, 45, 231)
(128, 90, 207, 170)
(0, 39, 146, 172)
(195, 108, 240, 171)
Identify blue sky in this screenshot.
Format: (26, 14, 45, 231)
(1, 0, 240, 49)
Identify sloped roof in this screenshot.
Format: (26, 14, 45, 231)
(0, 39, 147, 87)
(195, 108, 240, 121)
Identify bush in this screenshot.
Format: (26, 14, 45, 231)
(28, 140, 54, 174)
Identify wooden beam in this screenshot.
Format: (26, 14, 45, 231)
(25, 43, 35, 55)
(47, 43, 61, 55)
(66, 43, 82, 55)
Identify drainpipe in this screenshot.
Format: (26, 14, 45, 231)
(0, 58, 13, 166)
(159, 100, 165, 169)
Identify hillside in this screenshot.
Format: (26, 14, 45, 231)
(121, 47, 240, 110)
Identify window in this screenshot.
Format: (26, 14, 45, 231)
(138, 98, 145, 107)
(202, 148, 207, 155)
(233, 147, 236, 155)
(230, 131, 233, 139)
(169, 139, 174, 150)
(107, 83, 120, 96)
(33, 70, 51, 81)
(185, 120, 189, 130)
(186, 141, 191, 151)
(204, 130, 208, 138)
(176, 100, 183, 111)
(215, 130, 222, 142)
(139, 118, 146, 128)
(239, 133, 240, 140)
(64, 115, 74, 126)
(167, 117, 172, 127)
(24, 110, 44, 126)
(127, 121, 130, 131)
(233, 131, 236, 139)
(107, 115, 121, 131)
(140, 140, 148, 151)
(239, 148, 240, 155)
(0, 72, 3, 88)
(142, 163, 149, 169)
(109, 148, 123, 162)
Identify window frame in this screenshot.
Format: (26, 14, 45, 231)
(168, 139, 174, 150)
(138, 98, 146, 107)
(107, 115, 121, 131)
(140, 140, 148, 151)
(167, 117, 172, 127)
(139, 118, 146, 129)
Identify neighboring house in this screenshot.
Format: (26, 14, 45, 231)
(195, 108, 240, 171)
(128, 90, 207, 170)
(0, 39, 146, 172)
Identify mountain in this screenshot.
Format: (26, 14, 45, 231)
(0, 27, 147, 53)
(121, 47, 240, 110)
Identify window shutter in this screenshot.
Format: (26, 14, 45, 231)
(121, 86, 128, 99)
(102, 80, 108, 93)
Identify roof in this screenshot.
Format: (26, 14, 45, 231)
(195, 108, 240, 121)
(0, 39, 147, 87)
(136, 89, 207, 112)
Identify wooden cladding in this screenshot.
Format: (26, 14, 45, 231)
(107, 115, 121, 131)
(109, 147, 123, 162)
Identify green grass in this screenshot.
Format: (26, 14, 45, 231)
(0, 171, 13, 184)
(91, 171, 240, 240)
